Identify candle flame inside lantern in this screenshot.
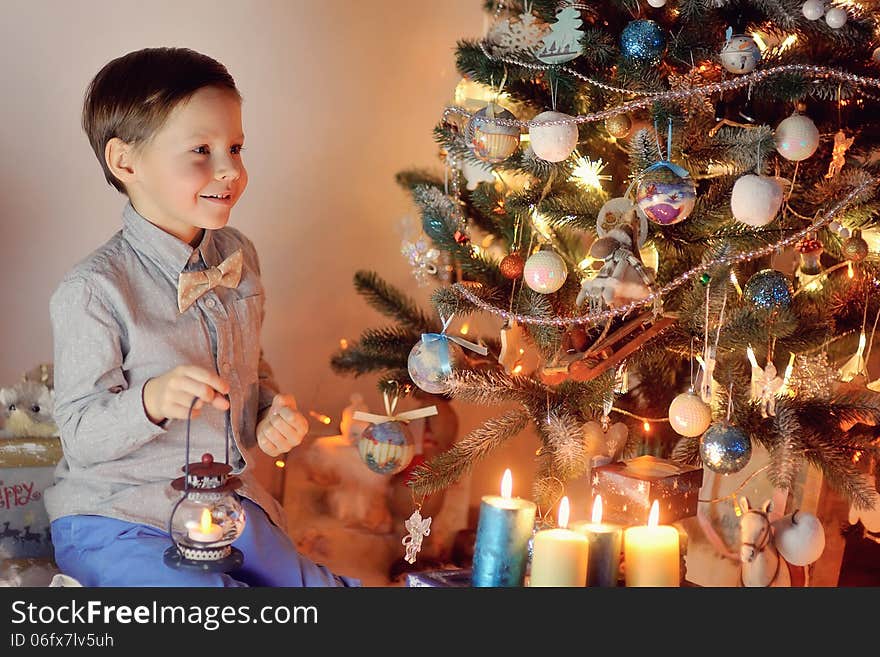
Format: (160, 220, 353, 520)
(200, 508, 213, 534)
(501, 468, 513, 499)
(558, 496, 570, 529)
(648, 500, 660, 528)
(591, 495, 603, 524)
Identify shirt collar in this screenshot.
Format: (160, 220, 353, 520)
(121, 202, 219, 278)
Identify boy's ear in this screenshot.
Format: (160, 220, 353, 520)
(105, 137, 137, 186)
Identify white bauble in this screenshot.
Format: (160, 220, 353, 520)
(731, 174, 784, 227)
(668, 391, 712, 437)
(719, 35, 761, 74)
(529, 111, 579, 163)
(802, 0, 825, 20)
(647, 0, 667, 7)
(773, 510, 826, 566)
(825, 6, 847, 28)
(873, 46, 880, 66)
(775, 114, 820, 161)
(523, 250, 568, 294)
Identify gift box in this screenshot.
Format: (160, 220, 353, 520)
(591, 455, 703, 526)
(0, 436, 62, 559)
(405, 568, 472, 587)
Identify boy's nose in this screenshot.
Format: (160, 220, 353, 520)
(214, 157, 241, 181)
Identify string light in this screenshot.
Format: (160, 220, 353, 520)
(570, 156, 611, 191)
(339, 338, 349, 350)
(643, 421, 651, 432)
(849, 261, 855, 279)
(730, 272, 742, 296)
(460, 322, 470, 336)
(309, 411, 332, 425)
(274, 459, 286, 469)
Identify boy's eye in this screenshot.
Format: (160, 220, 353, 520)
(231, 145, 244, 155)
(193, 146, 210, 155)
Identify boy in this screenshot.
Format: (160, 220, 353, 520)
(45, 47, 358, 587)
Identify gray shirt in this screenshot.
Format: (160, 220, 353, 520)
(45, 202, 285, 532)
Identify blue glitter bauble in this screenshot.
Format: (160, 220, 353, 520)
(700, 422, 752, 474)
(620, 20, 666, 65)
(743, 269, 794, 311)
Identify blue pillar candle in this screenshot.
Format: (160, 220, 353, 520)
(472, 469, 537, 587)
(572, 495, 623, 587)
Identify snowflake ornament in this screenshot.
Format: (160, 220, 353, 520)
(401, 235, 441, 286)
(487, 8, 549, 57)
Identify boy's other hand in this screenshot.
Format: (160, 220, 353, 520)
(143, 365, 230, 424)
(256, 393, 308, 457)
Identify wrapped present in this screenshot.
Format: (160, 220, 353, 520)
(591, 455, 703, 526)
(406, 568, 472, 587)
(0, 436, 62, 559)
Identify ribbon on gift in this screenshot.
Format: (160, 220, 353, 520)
(352, 391, 439, 426)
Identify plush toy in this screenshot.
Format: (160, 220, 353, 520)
(577, 211, 654, 309)
(0, 380, 57, 438)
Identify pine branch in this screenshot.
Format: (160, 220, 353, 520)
(545, 412, 589, 481)
(442, 369, 551, 406)
(353, 271, 438, 334)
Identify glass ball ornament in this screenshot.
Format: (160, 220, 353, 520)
(523, 250, 568, 294)
(825, 6, 847, 28)
(620, 19, 666, 66)
(407, 334, 464, 394)
(604, 113, 632, 139)
(357, 420, 416, 475)
(700, 422, 752, 474)
(466, 103, 520, 164)
(843, 229, 869, 261)
(731, 174, 783, 227)
(500, 251, 526, 279)
(802, 0, 825, 20)
(635, 163, 697, 225)
(743, 269, 794, 311)
(529, 111, 579, 162)
(668, 390, 713, 438)
(719, 34, 761, 74)
(775, 113, 820, 161)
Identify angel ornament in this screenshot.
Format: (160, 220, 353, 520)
(402, 508, 432, 564)
(757, 361, 784, 418)
(577, 203, 654, 310)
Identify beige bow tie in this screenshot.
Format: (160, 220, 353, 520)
(177, 249, 243, 313)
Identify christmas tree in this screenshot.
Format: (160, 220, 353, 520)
(331, 0, 880, 552)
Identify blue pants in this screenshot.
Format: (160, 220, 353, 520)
(50, 499, 360, 587)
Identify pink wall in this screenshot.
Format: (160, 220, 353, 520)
(0, 1, 542, 517)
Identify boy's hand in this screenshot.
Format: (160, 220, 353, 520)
(256, 394, 308, 457)
(143, 365, 230, 424)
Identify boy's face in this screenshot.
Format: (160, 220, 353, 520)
(124, 86, 248, 244)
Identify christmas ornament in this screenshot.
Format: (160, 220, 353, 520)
(407, 319, 489, 394)
(789, 353, 838, 400)
(583, 419, 629, 465)
(825, 6, 847, 28)
(843, 229, 869, 261)
(700, 422, 752, 474)
(719, 31, 761, 75)
(647, 0, 667, 6)
(825, 130, 854, 180)
(401, 235, 441, 286)
(795, 234, 824, 275)
(738, 498, 792, 586)
(487, 7, 549, 57)
(536, 4, 584, 64)
(772, 510, 825, 566)
(352, 392, 439, 475)
(529, 111, 579, 162)
(873, 46, 880, 66)
(775, 113, 820, 162)
(635, 161, 697, 225)
(802, 0, 825, 19)
(460, 158, 496, 190)
(743, 269, 793, 311)
(524, 249, 568, 294)
(730, 174, 784, 227)
(498, 319, 541, 376)
(466, 103, 520, 164)
(402, 508, 432, 564)
(668, 390, 713, 438)
(620, 19, 666, 66)
(597, 197, 648, 248)
(578, 220, 654, 309)
(604, 113, 632, 139)
(500, 251, 526, 279)
(668, 68, 717, 118)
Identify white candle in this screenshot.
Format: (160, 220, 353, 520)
(529, 496, 589, 587)
(187, 508, 223, 543)
(624, 500, 680, 587)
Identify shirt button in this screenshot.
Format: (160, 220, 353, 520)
(204, 298, 216, 309)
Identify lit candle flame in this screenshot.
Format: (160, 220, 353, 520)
(558, 496, 570, 529)
(648, 500, 660, 528)
(501, 468, 513, 499)
(591, 495, 603, 524)
(200, 508, 213, 534)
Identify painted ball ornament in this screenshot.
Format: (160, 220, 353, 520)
(523, 250, 568, 294)
(604, 113, 632, 139)
(358, 421, 415, 475)
(843, 229, 869, 261)
(529, 111, 578, 163)
(743, 269, 794, 311)
(466, 103, 520, 164)
(636, 163, 697, 225)
(730, 174, 783, 227)
(407, 334, 464, 394)
(700, 422, 752, 474)
(500, 252, 526, 279)
(802, 0, 825, 20)
(668, 390, 713, 438)
(620, 20, 666, 66)
(720, 34, 761, 74)
(775, 114, 820, 162)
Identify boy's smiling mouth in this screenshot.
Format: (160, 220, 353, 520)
(200, 192, 234, 205)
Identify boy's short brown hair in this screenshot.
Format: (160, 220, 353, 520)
(82, 47, 240, 193)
